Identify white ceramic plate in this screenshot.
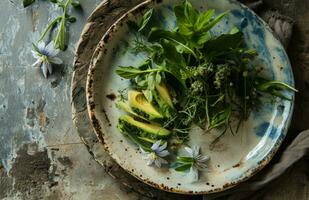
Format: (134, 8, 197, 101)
(87, 0, 294, 194)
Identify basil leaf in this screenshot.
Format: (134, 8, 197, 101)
(174, 4, 194, 36)
(204, 32, 243, 53)
(148, 28, 197, 58)
(138, 8, 153, 32)
(174, 0, 199, 36)
(160, 39, 185, 66)
(194, 9, 215, 31)
(23, 0, 35, 7)
(183, 0, 198, 25)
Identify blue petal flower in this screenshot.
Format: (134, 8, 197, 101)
(31, 41, 62, 78)
(140, 140, 169, 168)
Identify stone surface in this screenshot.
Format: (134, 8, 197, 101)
(0, 0, 139, 199)
(0, 0, 309, 199)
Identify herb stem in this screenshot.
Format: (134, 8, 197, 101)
(38, 16, 62, 42)
(244, 75, 247, 118)
(205, 89, 210, 130)
(54, 0, 73, 50)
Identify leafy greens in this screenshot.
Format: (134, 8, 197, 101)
(115, 0, 297, 170)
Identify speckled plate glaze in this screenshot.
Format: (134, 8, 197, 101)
(86, 0, 295, 194)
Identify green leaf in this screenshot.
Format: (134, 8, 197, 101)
(116, 62, 163, 79)
(194, 9, 215, 31)
(174, 0, 199, 36)
(71, 0, 81, 8)
(204, 31, 243, 53)
(176, 156, 194, 163)
(256, 80, 297, 100)
(175, 163, 192, 171)
(183, 0, 199, 24)
(147, 73, 156, 90)
(138, 8, 153, 32)
(148, 28, 197, 58)
(116, 66, 145, 79)
(160, 39, 185, 66)
(23, 0, 35, 7)
(143, 89, 153, 102)
(230, 26, 240, 34)
(174, 5, 193, 36)
(159, 63, 187, 87)
(257, 80, 297, 92)
(59, 19, 66, 50)
(210, 106, 231, 129)
(155, 72, 161, 84)
(199, 11, 229, 34)
(195, 32, 211, 46)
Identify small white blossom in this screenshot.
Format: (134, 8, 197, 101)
(184, 145, 210, 182)
(31, 41, 62, 78)
(140, 140, 169, 168)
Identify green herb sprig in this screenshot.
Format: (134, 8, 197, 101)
(114, 1, 297, 176)
(23, 0, 80, 50)
(115, 0, 297, 148)
(40, 0, 80, 50)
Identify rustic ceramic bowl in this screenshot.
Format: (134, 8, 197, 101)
(86, 0, 295, 194)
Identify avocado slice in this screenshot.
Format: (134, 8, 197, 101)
(128, 90, 163, 119)
(155, 83, 174, 108)
(116, 101, 148, 121)
(119, 115, 171, 137)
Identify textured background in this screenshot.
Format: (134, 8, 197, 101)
(0, 0, 308, 199)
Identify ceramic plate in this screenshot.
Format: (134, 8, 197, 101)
(86, 0, 294, 194)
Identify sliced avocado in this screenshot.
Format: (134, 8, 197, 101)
(117, 121, 152, 151)
(128, 90, 163, 119)
(155, 83, 174, 108)
(119, 115, 171, 137)
(116, 101, 148, 121)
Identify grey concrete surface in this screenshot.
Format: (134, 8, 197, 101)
(0, 0, 140, 199)
(0, 0, 308, 200)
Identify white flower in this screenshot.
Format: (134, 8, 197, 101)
(31, 41, 62, 78)
(140, 140, 169, 168)
(184, 145, 210, 182)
